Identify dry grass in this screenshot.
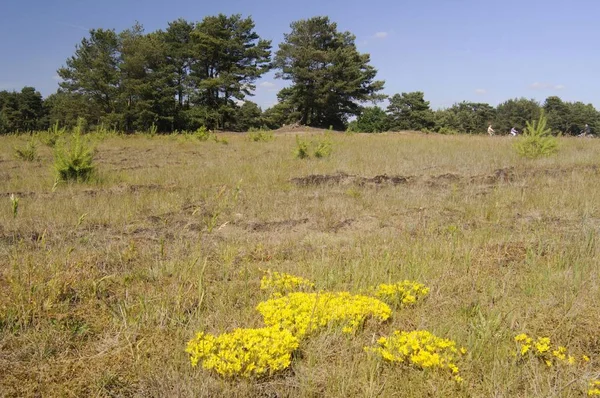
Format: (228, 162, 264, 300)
(1, 132, 599, 397)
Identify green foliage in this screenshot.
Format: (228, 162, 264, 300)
(54, 133, 96, 182)
(273, 16, 385, 129)
(73, 117, 88, 135)
(494, 98, 541, 133)
(248, 129, 274, 142)
(231, 101, 265, 132)
(148, 123, 158, 136)
(313, 136, 333, 158)
(434, 102, 496, 134)
(514, 113, 558, 159)
(294, 134, 333, 158)
(14, 137, 38, 161)
(39, 122, 66, 147)
(387, 92, 435, 131)
(55, 16, 271, 133)
(437, 126, 460, 135)
(0, 87, 47, 134)
(261, 102, 298, 129)
(194, 126, 213, 141)
(350, 107, 389, 133)
(294, 136, 310, 159)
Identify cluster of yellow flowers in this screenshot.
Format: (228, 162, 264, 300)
(260, 270, 315, 297)
(185, 326, 299, 378)
(365, 330, 467, 383)
(514, 333, 589, 367)
(187, 271, 432, 379)
(589, 380, 600, 396)
(257, 291, 392, 338)
(370, 280, 430, 307)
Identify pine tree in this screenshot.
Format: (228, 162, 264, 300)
(273, 16, 385, 130)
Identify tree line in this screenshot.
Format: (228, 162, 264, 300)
(350, 93, 599, 135)
(0, 15, 598, 135)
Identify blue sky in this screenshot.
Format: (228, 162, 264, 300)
(1, 0, 599, 110)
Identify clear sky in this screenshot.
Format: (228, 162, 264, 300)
(1, 0, 599, 110)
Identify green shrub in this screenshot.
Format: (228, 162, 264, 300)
(294, 136, 310, 159)
(54, 133, 96, 182)
(294, 135, 333, 159)
(14, 138, 38, 161)
(41, 122, 66, 147)
(313, 136, 333, 158)
(437, 126, 460, 135)
(248, 129, 274, 142)
(514, 113, 558, 159)
(148, 123, 158, 137)
(194, 126, 214, 141)
(73, 117, 88, 135)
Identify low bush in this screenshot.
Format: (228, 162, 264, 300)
(54, 133, 95, 182)
(14, 137, 38, 161)
(514, 113, 558, 158)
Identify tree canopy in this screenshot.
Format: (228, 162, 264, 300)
(3, 14, 600, 135)
(54, 15, 271, 132)
(273, 16, 385, 130)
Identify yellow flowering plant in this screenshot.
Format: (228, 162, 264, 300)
(365, 330, 467, 383)
(185, 326, 299, 378)
(257, 291, 392, 338)
(370, 280, 430, 307)
(514, 333, 585, 367)
(589, 379, 600, 396)
(260, 270, 315, 298)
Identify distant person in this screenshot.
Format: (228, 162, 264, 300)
(487, 124, 495, 136)
(578, 124, 591, 137)
(510, 127, 518, 136)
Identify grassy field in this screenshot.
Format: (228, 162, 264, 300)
(1, 131, 599, 397)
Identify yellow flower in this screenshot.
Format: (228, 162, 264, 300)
(370, 280, 430, 308)
(588, 379, 600, 396)
(185, 326, 299, 378)
(260, 270, 314, 297)
(365, 330, 464, 383)
(515, 333, 529, 343)
(535, 337, 551, 354)
(257, 291, 391, 339)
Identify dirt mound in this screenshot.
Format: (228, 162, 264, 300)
(291, 172, 412, 187)
(290, 172, 355, 186)
(359, 174, 412, 185)
(273, 124, 333, 134)
(248, 218, 309, 232)
(426, 173, 462, 187)
(470, 167, 516, 185)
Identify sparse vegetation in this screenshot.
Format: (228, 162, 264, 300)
(1, 131, 600, 397)
(14, 137, 38, 161)
(294, 134, 333, 158)
(248, 128, 274, 142)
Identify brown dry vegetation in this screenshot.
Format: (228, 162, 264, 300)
(1, 132, 600, 397)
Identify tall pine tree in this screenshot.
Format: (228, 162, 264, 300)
(273, 16, 384, 129)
